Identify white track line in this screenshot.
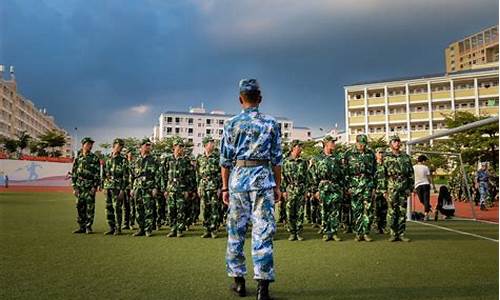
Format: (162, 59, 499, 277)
(451, 217, 499, 225)
(410, 220, 499, 243)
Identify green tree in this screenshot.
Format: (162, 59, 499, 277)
(368, 136, 388, 151)
(1, 137, 19, 154)
(443, 111, 499, 170)
(28, 139, 49, 156)
(39, 130, 67, 157)
(98, 143, 111, 154)
(16, 131, 31, 155)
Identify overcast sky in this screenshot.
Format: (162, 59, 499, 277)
(1, 0, 498, 145)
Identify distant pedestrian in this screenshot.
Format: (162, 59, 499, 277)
(413, 155, 433, 221)
(434, 186, 455, 220)
(475, 162, 490, 211)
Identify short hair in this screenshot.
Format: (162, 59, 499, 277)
(240, 90, 261, 104)
(417, 155, 428, 162)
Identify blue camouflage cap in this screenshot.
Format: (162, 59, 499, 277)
(239, 78, 260, 94)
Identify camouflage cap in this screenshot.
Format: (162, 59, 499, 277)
(140, 138, 152, 146)
(356, 134, 368, 145)
(202, 136, 215, 145)
(290, 139, 303, 148)
(81, 137, 95, 144)
(375, 147, 385, 153)
(239, 78, 260, 94)
(113, 138, 125, 146)
(389, 135, 401, 142)
(172, 137, 185, 147)
(322, 135, 337, 143)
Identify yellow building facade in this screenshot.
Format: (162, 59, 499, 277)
(344, 68, 499, 144)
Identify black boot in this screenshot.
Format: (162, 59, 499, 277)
(256, 280, 271, 300)
(231, 277, 246, 297)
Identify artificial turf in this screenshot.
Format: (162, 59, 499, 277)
(1, 192, 498, 300)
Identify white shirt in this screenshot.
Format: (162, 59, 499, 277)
(413, 164, 430, 188)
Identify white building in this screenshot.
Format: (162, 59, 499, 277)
(152, 106, 312, 155)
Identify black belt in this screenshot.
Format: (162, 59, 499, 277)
(236, 160, 270, 168)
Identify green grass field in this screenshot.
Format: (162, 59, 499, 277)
(1, 192, 498, 300)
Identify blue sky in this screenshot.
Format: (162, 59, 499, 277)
(1, 0, 498, 144)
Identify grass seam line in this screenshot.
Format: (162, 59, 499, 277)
(410, 220, 499, 243)
(451, 217, 499, 225)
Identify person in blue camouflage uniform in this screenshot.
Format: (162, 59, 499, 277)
(220, 79, 282, 299)
(282, 140, 309, 241)
(310, 135, 344, 242)
(102, 138, 130, 235)
(344, 134, 376, 242)
(161, 137, 196, 238)
(475, 162, 490, 211)
(72, 137, 101, 234)
(130, 138, 161, 237)
(373, 148, 388, 234)
(196, 136, 222, 238)
(383, 135, 414, 242)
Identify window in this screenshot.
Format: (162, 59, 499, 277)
(188, 128, 193, 135)
(175, 128, 180, 133)
(355, 95, 361, 100)
(206, 129, 211, 134)
(218, 120, 224, 126)
(175, 117, 180, 124)
(166, 127, 172, 134)
(188, 118, 193, 124)
(219, 129, 223, 135)
(167, 117, 172, 123)
(206, 119, 211, 125)
(188, 138, 193, 143)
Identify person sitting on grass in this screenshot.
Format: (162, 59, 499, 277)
(434, 186, 455, 221)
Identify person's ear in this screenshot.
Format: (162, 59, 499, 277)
(239, 95, 243, 104)
(257, 95, 262, 104)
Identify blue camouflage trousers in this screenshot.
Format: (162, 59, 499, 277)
(226, 188, 276, 281)
(479, 182, 489, 205)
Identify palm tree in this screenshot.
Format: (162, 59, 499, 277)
(16, 131, 31, 155)
(39, 130, 67, 157)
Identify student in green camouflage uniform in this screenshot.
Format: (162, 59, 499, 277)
(307, 158, 321, 229)
(282, 140, 309, 241)
(124, 149, 136, 229)
(196, 136, 222, 238)
(161, 137, 196, 238)
(344, 134, 376, 242)
(310, 136, 344, 241)
(373, 148, 388, 234)
(72, 137, 101, 234)
(130, 138, 161, 237)
(102, 138, 130, 235)
(186, 151, 199, 229)
(383, 135, 414, 242)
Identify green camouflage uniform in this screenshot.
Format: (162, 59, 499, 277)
(196, 149, 222, 233)
(307, 158, 321, 227)
(71, 144, 101, 231)
(310, 150, 344, 237)
(373, 159, 388, 232)
(186, 153, 199, 227)
(344, 145, 376, 237)
(161, 152, 196, 235)
(282, 153, 309, 236)
(102, 150, 130, 231)
(125, 155, 136, 228)
(131, 152, 161, 233)
(383, 149, 414, 238)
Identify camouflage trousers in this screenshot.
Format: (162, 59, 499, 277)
(285, 186, 306, 234)
(75, 188, 96, 229)
(226, 188, 276, 281)
(199, 188, 220, 233)
(168, 190, 187, 233)
(373, 192, 388, 232)
(105, 189, 125, 230)
(340, 194, 352, 232)
(386, 188, 408, 237)
(351, 184, 374, 236)
(479, 182, 489, 205)
(278, 198, 287, 223)
(319, 184, 342, 235)
(156, 194, 167, 227)
(122, 189, 135, 227)
(134, 188, 156, 232)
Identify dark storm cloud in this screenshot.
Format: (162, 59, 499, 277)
(0, 0, 498, 143)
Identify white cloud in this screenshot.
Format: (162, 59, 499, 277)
(129, 104, 150, 114)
